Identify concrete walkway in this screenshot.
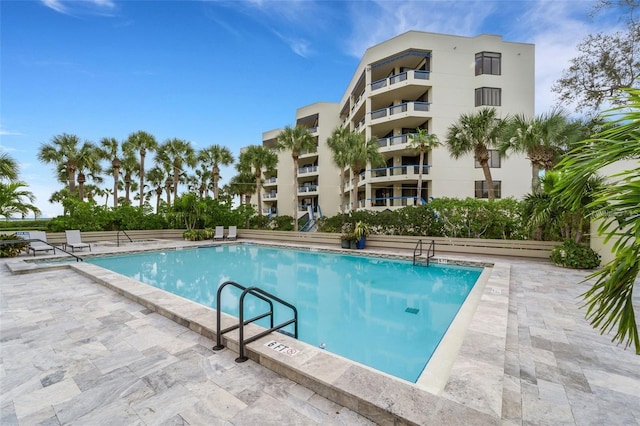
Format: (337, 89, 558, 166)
(1, 242, 639, 425)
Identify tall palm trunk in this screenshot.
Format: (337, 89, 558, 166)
(113, 161, 120, 208)
(351, 168, 360, 212)
(339, 169, 346, 214)
(292, 153, 299, 231)
(124, 172, 132, 203)
(475, 146, 495, 200)
(139, 149, 146, 208)
(77, 173, 86, 200)
(213, 165, 220, 199)
(531, 162, 541, 195)
(255, 171, 263, 216)
(67, 162, 77, 196)
(155, 188, 162, 212)
(416, 147, 425, 204)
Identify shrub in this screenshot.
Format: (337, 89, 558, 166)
(550, 240, 601, 269)
(0, 233, 28, 257)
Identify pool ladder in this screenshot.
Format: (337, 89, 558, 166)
(413, 239, 435, 266)
(212, 281, 298, 363)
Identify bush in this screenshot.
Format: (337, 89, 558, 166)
(0, 233, 29, 257)
(550, 240, 601, 269)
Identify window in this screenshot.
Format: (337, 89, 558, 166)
(475, 181, 502, 199)
(475, 150, 501, 168)
(475, 52, 501, 75)
(475, 87, 501, 106)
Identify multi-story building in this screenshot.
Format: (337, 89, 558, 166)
(258, 30, 535, 219)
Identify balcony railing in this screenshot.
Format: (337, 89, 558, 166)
(298, 165, 318, 174)
(369, 164, 431, 178)
(377, 133, 417, 148)
(263, 192, 277, 199)
(370, 101, 431, 121)
(264, 177, 277, 184)
(299, 148, 318, 156)
(370, 70, 431, 92)
(298, 185, 318, 193)
(370, 196, 422, 207)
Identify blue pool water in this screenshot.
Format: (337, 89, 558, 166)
(87, 244, 482, 382)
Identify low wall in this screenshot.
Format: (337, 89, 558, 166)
(31, 229, 559, 259)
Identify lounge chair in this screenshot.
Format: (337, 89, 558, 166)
(65, 230, 91, 252)
(227, 226, 237, 241)
(28, 231, 55, 256)
(213, 226, 225, 241)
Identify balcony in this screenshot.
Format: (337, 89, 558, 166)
(298, 184, 318, 194)
(370, 102, 432, 135)
(369, 196, 422, 210)
(377, 133, 417, 149)
(263, 176, 277, 186)
(369, 164, 431, 181)
(299, 148, 318, 158)
(263, 191, 278, 199)
(298, 165, 318, 175)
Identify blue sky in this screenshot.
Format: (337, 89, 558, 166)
(0, 0, 624, 217)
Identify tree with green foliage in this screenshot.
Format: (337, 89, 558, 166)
(408, 128, 441, 204)
(229, 170, 256, 207)
(156, 138, 197, 204)
(0, 151, 19, 181)
(499, 109, 584, 194)
(445, 108, 507, 200)
(328, 126, 355, 214)
(73, 141, 102, 201)
(198, 144, 235, 199)
(38, 133, 85, 197)
(0, 181, 40, 219)
(238, 146, 277, 217)
(345, 132, 384, 212)
(554, 85, 640, 354)
(145, 166, 167, 213)
(99, 137, 123, 207)
(276, 125, 316, 230)
(124, 130, 158, 208)
(552, 0, 640, 114)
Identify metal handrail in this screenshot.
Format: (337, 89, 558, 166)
(116, 230, 133, 247)
(413, 239, 422, 265)
(235, 286, 298, 362)
(413, 239, 435, 266)
(0, 239, 83, 262)
(212, 281, 274, 351)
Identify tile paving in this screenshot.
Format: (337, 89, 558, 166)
(1, 240, 639, 425)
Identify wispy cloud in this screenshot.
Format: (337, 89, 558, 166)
(40, 0, 117, 16)
(272, 30, 312, 58)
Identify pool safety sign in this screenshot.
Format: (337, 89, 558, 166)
(265, 340, 300, 357)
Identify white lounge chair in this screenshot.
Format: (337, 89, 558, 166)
(227, 226, 237, 241)
(28, 231, 55, 256)
(65, 230, 91, 252)
(213, 226, 225, 241)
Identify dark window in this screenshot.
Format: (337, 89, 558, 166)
(475, 52, 501, 75)
(475, 87, 501, 106)
(475, 181, 502, 199)
(475, 150, 501, 168)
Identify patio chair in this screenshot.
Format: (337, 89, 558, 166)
(65, 230, 91, 252)
(213, 226, 225, 241)
(28, 231, 55, 256)
(227, 226, 237, 241)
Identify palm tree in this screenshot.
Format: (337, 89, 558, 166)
(37, 133, 84, 196)
(99, 137, 123, 207)
(445, 108, 507, 200)
(238, 145, 277, 216)
(119, 147, 139, 205)
(276, 125, 316, 230)
(198, 144, 235, 199)
(0, 151, 19, 181)
(408, 128, 441, 204)
(345, 132, 384, 212)
(553, 86, 640, 354)
(146, 166, 168, 213)
(499, 108, 582, 194)
(0, 181, 40, 219)
(327, 126, 352, 214)
(229, 171, 257, 207)
(124, 131, 158, 208)
(74, 142, 102, 201)
(156, 138, 197, 203)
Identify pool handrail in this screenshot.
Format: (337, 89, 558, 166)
(235, 286, 298, 363)
(212, 280, 275, 350)
(413, 239, 436, 266)
(116, 230, 133, 247)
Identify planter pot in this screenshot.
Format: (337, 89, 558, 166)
(349, 240, 357, 249)
(356, 237, 366, 250)
(341, 239, 350, 249)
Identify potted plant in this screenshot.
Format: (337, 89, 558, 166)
(340, 233, 351, 249)
(353, 221, 370, 249)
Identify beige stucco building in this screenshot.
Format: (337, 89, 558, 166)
(256, 30, 535, 220)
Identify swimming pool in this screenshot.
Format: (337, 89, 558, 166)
(87, 244, 482, 382)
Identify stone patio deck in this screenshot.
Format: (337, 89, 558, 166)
(1, 240, 638, 425)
